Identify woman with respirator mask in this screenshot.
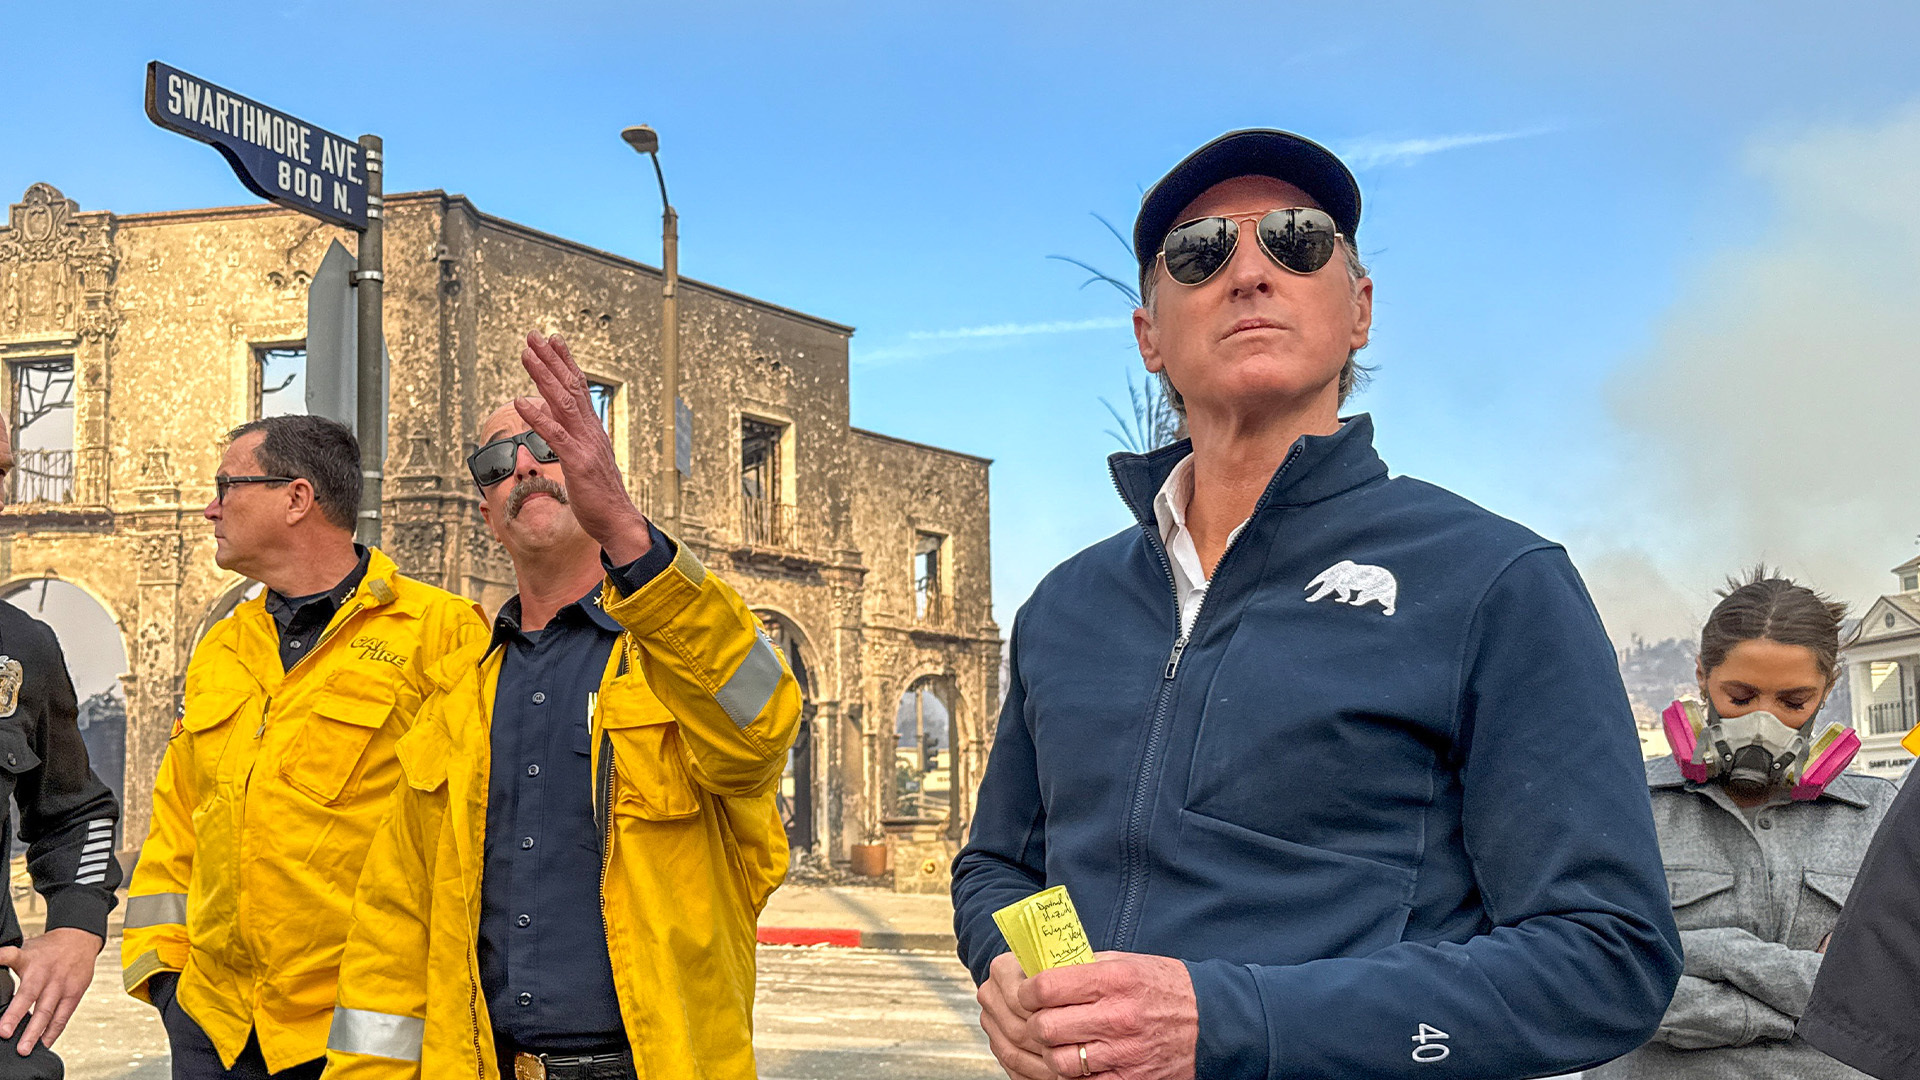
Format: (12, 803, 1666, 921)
(1591, 569, 1896, 1079)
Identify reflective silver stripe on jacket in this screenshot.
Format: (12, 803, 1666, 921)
(714, 631, 784, 728)
(328, 1006, 425, 1061)
(123, 892, 188, 928)
(76, 818, 115, 885)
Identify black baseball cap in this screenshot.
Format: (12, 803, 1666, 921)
(1133, 129, 1362, 282)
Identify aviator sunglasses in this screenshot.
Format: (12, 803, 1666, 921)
(1157, 207, 1342, 287)
(467, 430, 559, 488)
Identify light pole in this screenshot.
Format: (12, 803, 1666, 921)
(621, 124, 680, 522)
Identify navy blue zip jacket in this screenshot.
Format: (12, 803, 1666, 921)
(953, 415, 1681, 1079)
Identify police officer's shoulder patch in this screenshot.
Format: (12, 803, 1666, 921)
(0, 656, 22, 718)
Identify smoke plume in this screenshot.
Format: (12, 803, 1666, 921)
(1593, 104, 1920, 641)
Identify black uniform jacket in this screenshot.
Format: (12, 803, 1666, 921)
(0, 599, 123, 947)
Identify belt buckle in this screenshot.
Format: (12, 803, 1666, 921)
(513, 1052, 547, 1080)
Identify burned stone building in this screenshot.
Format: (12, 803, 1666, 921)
(0, 182, 999, 886)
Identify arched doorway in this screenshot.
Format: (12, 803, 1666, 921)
(195, 578, 265, 645)
(889, 676, 956, 823)
(756, 610, 817, 855)
(0, 579, 130, 820)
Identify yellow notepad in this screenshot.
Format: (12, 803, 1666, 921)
(992, 885, 1095, 975)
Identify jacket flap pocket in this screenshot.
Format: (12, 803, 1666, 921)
(1666, 867, 1736, 907)
(596, 679, 674, 730)
(1803, 870, 1855, 907)
(607, 723, 701, 820)
(423, 650, 472, 696)
(311, 694, 396, 729)
(312, 668, 400, 728)
(180, 688, 251, 734)
(395, 722, 450, 792)
(284, 677, 398, 805)
(0, 728, 38, 774)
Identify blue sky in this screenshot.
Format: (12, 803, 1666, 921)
(9, 0, 1920, 653)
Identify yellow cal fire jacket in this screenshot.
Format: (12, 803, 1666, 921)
(121, 549, 488, 1072)
(324, 539, 799, 1080)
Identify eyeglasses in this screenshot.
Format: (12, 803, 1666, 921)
(1157, 207, 1343, 287)
(214, 475, 295, 502)
(467, 430, 559, 488)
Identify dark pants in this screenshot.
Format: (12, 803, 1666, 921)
(0, 975, 62, 1079)
(153, 977, 322, 1080)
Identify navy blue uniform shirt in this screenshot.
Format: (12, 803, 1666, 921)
(479, 529, 673, 1051)
(263, 545, 369, 670)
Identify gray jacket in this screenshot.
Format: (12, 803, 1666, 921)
(1590, 757, 1897, 1080)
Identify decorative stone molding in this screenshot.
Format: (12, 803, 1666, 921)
(1, 184, 115, 337)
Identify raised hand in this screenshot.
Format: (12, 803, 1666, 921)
(515, 331, 653, 564)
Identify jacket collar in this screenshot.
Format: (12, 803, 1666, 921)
(1646, 753, 1877, 808)
(1108, 413, 1389, 531)
(488, 582, 623, 653)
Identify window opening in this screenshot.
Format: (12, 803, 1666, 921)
(9, 358, 75, 504)
(741, 417, 785, 545)
(587, 380, 616, 432)
(255, 346, 308, 419)
(914, 532, 944, 620)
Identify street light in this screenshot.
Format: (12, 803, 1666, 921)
(621, 124, 680, 522)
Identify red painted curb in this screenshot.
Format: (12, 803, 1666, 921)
(757, 926, 864, 947)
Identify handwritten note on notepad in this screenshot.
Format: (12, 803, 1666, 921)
(993, 885, 1095, 975)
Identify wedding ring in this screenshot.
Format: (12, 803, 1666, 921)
(1078, 1043, 1091, 1077)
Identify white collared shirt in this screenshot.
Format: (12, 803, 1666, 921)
(1151, 455, 1250, 638)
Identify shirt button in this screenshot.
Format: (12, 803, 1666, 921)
(521, 836, 535, 850)
(1759, 817, 1774, 830)
(518, 914, 531, 927)
(527, 764, 541, 777)
(290, 640, 304, 649)
(517, 993, 532, 1007)
(532, 691, 547, 704)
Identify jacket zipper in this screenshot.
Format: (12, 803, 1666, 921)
(593, 670, 624, 1066)
(597, 730, 615, 904)
(467, 943, 485, 1077)
(1107, 441, 1304, 950)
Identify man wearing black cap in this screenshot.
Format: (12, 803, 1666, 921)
(952, 130, 1681, 1080)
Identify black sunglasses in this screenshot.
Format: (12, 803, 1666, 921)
(1157, 207, 1342, 287)
(467, 430, 558, 488)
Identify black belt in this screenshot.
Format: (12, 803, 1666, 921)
(506, 1046, 634, 1080)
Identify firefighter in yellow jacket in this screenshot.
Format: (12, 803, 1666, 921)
(326, 332, 800, 1080)
(121, 415, 488, 1079)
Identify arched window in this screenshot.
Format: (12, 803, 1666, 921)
(0, 580, 128, 817)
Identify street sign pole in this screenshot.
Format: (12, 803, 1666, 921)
(354, 135, 384, 547)
(145, 61, 386, 544)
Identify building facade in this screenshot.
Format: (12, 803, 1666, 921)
(0, 182, 1000, 884)
(1843, 555, 1920, 780)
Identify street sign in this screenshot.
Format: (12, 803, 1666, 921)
(144, 61, 368, 231)
(307, 240, 357, 425)
(676, 396, 693, 476)
(305, 240, 388, 437)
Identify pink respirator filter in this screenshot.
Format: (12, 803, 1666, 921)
(1791, 726, 1861, 801)
(1662, 699, 1712, 783)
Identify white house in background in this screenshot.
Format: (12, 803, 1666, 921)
(1843, 554, 1920, 779)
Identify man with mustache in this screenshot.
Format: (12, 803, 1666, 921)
(326, 332, 800, 1080)
(953, 130, 1682, 1080)
(122, 414, 487, 1079)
